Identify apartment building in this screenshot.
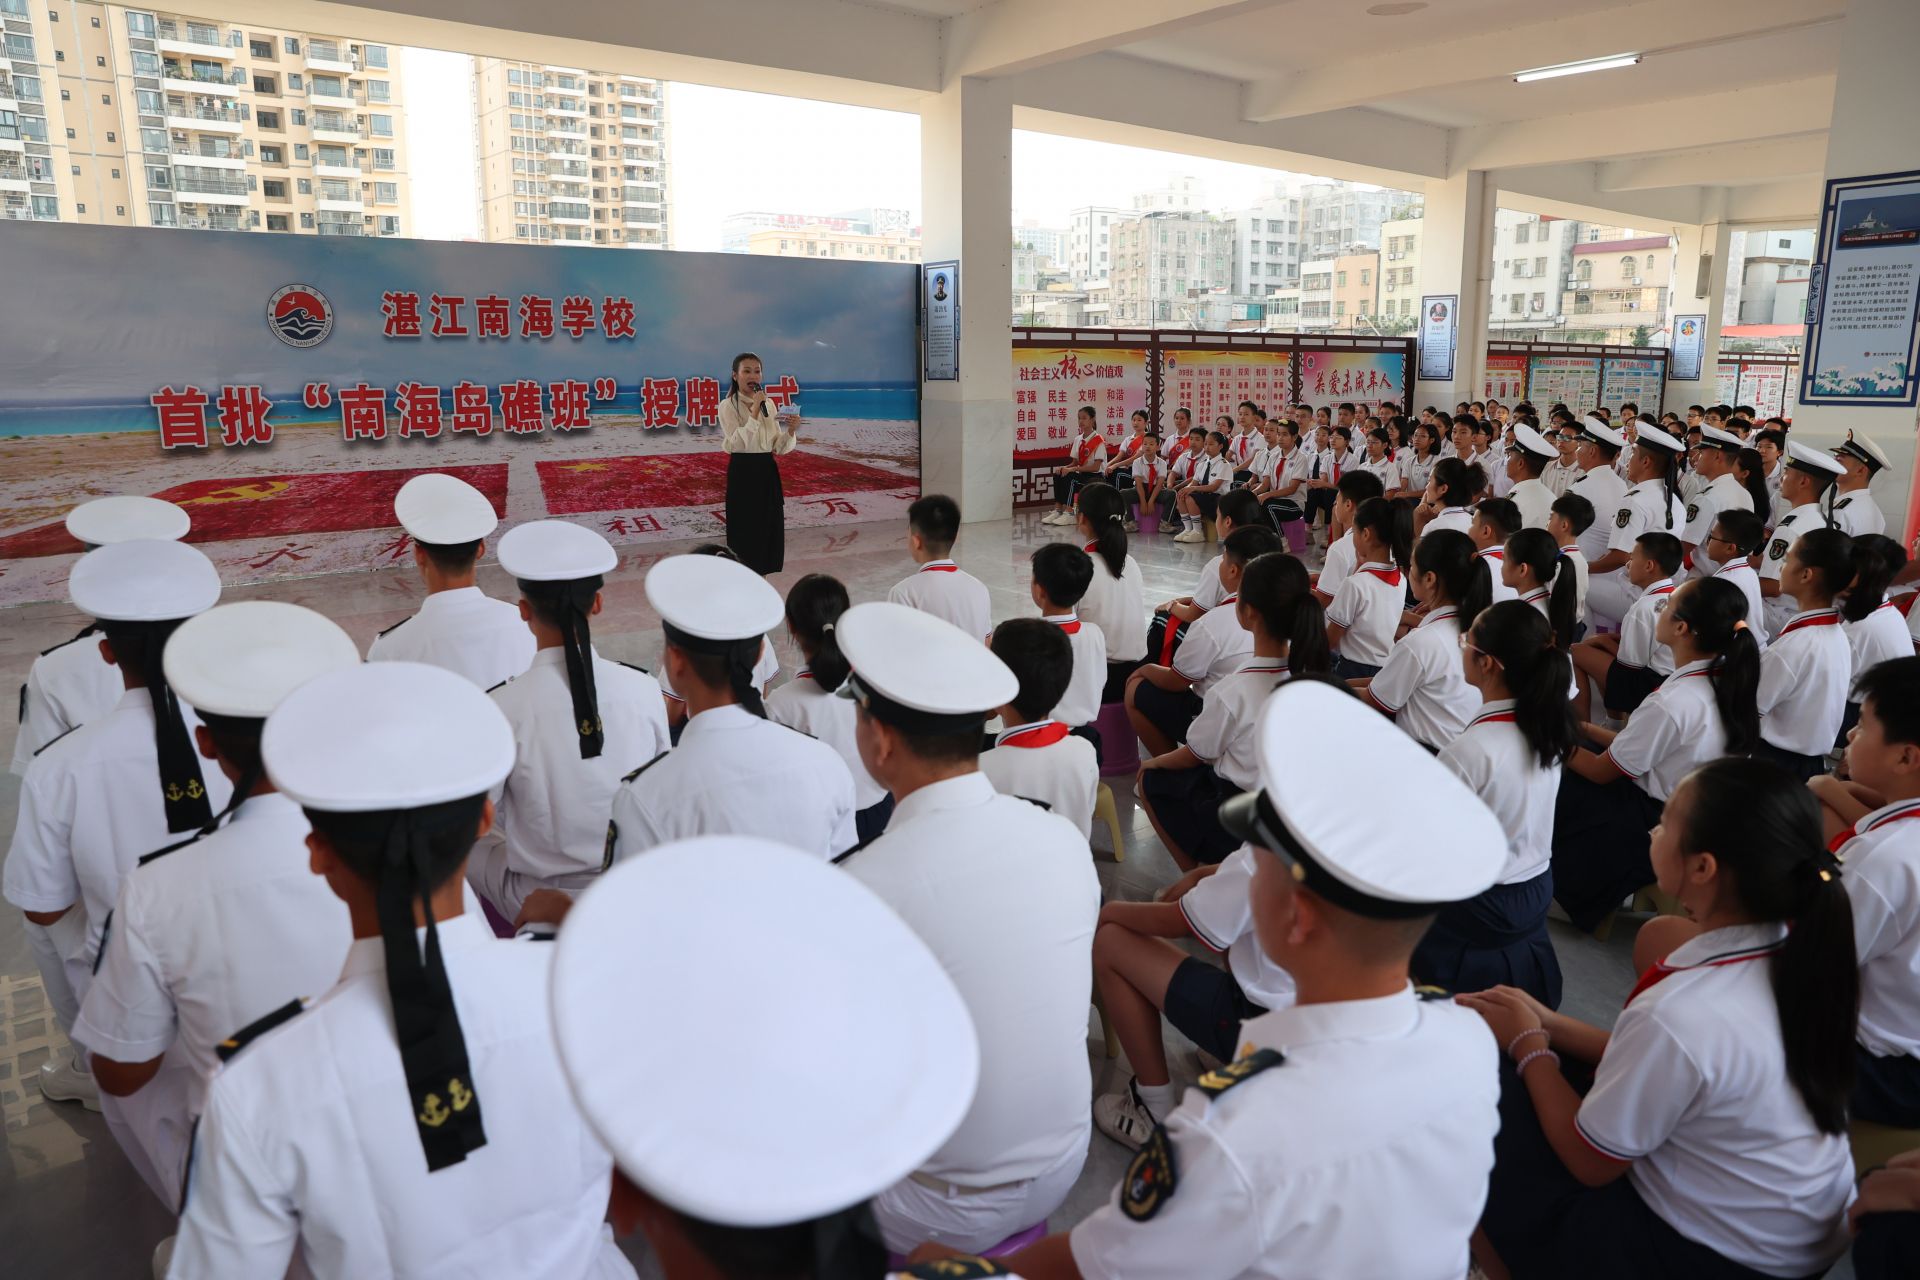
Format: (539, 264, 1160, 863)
(1108, 211, 1232, 325)
(1378, 213, 1422, 322)
(1488, 211, 1579, 339)
(1562, 231, 1673, 344)
(473, 58, 668, 248)
(1226, 190, 1302, 296)
(0, 2, 408, 235)
(742, 223, 920, 262)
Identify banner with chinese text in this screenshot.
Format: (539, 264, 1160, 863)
(1011, 347, 1150, 462)
(1802, 170, 1920, 405)
(1526, 356, 1603, 411)
(0, 222, 920, 607)
(1161, 349, 1294, 430)
(1298, 350, 1406, 415)
(1484, 354, 1530, 403)
(1600, 357, 1665, 414)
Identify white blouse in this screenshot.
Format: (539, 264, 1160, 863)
(719, 394, 797, 455)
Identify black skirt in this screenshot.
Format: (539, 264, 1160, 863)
(1552, 772, 1665, 932)
(1413, 871, 1562, 1007)
(726, 451, 784, 575)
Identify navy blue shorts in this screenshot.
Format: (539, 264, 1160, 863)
(1131, 680, 1203, 745)
(1163, 956, 1265, 1064)
(1602, 662, 1664, 714)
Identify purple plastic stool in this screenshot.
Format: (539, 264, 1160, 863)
(1280, 518, 1308, 556)
(887, 1222, 1046, 1271)
(1093, 700, 1139, 777)
(1138, 507, 1160, 537)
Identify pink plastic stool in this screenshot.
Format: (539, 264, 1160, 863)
(1280, 518, 1307, 556)
(1093, 700, 1139, 777)
(1138, 508, 1160, 536)
(887, 1222, 1046, 1271)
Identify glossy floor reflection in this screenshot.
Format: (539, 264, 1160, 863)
(0, 509, 1659, 1278)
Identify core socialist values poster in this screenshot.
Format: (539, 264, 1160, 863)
(1011, 347, 1150, 462)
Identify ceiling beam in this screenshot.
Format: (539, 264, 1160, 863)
(944, 0, 1286, 84)
(1597, 134, 1828, 192)
(1243, 0, 1844, 124)
(1490, 164, 1708, 228)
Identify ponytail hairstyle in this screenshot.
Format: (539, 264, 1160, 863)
(1669, 757, 1856, 1135)
(1843, 534, 1908, 624)
(1467, 599, 1574, 768)
(1351, 496, 1414, 571)
(783, 574, 852, 692)
(1075, 482, 1130, 579)
(1733, 447, 1772, 516)
(1667, 577, 1761, 754)
(1715, 508, 1766, 559)
(1505, 527, 1578, 650)
(1432, 456, 1487, 508)
(1239, 552, 1330, 676)
(1411, 528, 1490, 634)
(1792, 527, 1856, 605)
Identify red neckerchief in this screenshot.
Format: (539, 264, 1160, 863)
(1138, 461, 1160, 486)
(1778, 608, 1841, 637)
(1625, 936, 1783, 1006)
(1083, 542, 1099, 553)
(1217, 594, 1239, 608)
(1830, 798, 1920, 854)
(998, 721, 1071, 749)
(1049, 613, 1082, 635)
(1233, 433, 1254, 462)
(1647, 581, 1675, 597)
(1360, 563, 1403, 587)
(920, 561, 959, 573)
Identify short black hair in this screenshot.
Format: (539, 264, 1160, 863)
(1857, 656, 1920, 748)
(908, 494, 961, 555)
(990, 618, 1074, 724)
(1222, 524, 1281, 568)
(1633, 531, 1685, 576)
(1714, 508, 1766, 556)
(1031, 543, 1094, 609)
(1473, 498, 1522, 539)
(1336, 471, 1385, 505)
(1550, 492, 1595, 535)
(416, 538, 481, 573)
(1217, 488, 1262, 529)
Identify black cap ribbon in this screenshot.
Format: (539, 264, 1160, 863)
(521, 577, 606, 759)
(130, 622, 214, 834)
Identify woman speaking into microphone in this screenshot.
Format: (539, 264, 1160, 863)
(718, 351, 799, 575)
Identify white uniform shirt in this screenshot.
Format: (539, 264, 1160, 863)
(10, 627, 121, 776)
(1569, 466, 1628, 563)
(1603, 658, 1730, 802)
(1069, 991, 1498, 1280)
(1227, 430, 1260, 471)
(1187, 453, 1228, 493)
(1509, 476, 1554, 530)
(171, 915, 635, 1280)
(3, 688, 234, 971)
(1606, 480, 1686, 557)
(485, 649, 673, 884)
(1403, 453, 1439, 496)
(1172, 594, 1253, 697)
(1616, 579, 1677, 676)
(1369, 608, 1478, 750)
(367, 586, 535, 692)
(1714, 559, 1768, 648)
(1194, 553, 1229, 611)
(1439, 701, 1557, 884)
(1177, 841, 1296, 1011)
(1048, 614, 1108, 727)
(1840, 799, 1920, 1060)
(1422, 505, 1476, 541)
(1081, 552, 1148, 663)
(1846, 603, 1912, 700)
(1541, 458, 1580, 497)
(1756, 608, 1850, 756)
(887, 561, 993, 645)
(1833, 488, 1886, 536)
(764, 669, 888, 809)
(1575, 922, 1853, 1277)
(1358, 453, 1398, 489)
(1326, 563, 1404, 667)
(1682, 472, 1753, 554)
(607, 704, 856, 860)
(1313, 533, 1355, 601)
(846, 773, 1099, 1184)
(1187, 661, 1289, 790)
(978, 722, 1099, 841)
(1489, 447, 1516, 499)
(1760, 503, 1829, 634)
(1478, 548, 1519, 604)
(656, 635, 781, 709)
(1679, 466, 1708, 504)
(1269, 446, 1312, 499)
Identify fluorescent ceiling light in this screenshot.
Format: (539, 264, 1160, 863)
(1514, 54, 1641, 83)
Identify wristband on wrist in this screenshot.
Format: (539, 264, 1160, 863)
(1515, 1048, 1560, 1077)
(1507, 1027, 1549, 1058)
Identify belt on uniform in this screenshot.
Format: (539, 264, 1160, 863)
(908, 1170, 1027, 1197)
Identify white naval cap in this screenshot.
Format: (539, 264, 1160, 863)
(1632, 423, 1685, 453)
(1578, 415, 1624, 448)
(646, 553, 783, 643)
(1786, 439, 1847, 478)
(69, 538, 221, 622)
(835, 601, 1019, 731)
(263, 661, 514, 812)
(1221, 681, 1504, 917)
(498, 519, 618, 582)
(1511, 423, 1557, 461)
(162, 602, 361, 720)
(1835, 432, 1890, 473)
(1698, 424, 1744, 450)
(65, 496, 190, 547)
(550, 836, 978, 1227)
(392, 472, 499, 545)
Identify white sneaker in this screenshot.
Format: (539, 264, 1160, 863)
(40, 1047, 102, 1112)
(1094, 1078, 1160, 1151)
(1176, 528, 1200, 543)
(1124, 519, 1138, 533)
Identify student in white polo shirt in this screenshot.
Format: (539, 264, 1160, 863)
(1413, 455, 1485, 543)
(1073, 483, 1149, 699)
(1027, 544, 1108, 732)
(1843, 535, 1913, 741)
(1360, 529, 1485, 751)
(967, 680, 1507, 1279)
(835, 602, 1099, 1254)
(74, 601, 358, 1214)
(367, 473, 534, 691)
(1761, 442, 1846, 635)
(1755, 527, 1853, 781)
(1833, 432, 1890, 537)
(1326, 497, 1413, 680)
(608, 555, 855, 860)
(11, 496, 192, 776)
(1140, 553, 1328, 870)
(1706, 509, 1768, 644)
(1571, 532, 1682, 722)
(474, 521, 672, 919)
(978, 619, 1100, 841)
(1469, 756, 1856, 1279)
(1470, 498, 1524, 605)
(1679, 424, 1754, 573)
(1429, 601, 1571, 1007)
(1587, 423, 1687, 631)
(1309, 471, 1385, 606)
(887, 494, 992, 644)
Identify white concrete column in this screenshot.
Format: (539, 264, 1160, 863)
(1413, 169, 1494, 411)
(1793, 0, 1920, 533)
(918, 77, 1013, 523)
(1665, 214, 1734, 413)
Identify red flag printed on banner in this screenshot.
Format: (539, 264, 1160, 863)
(0, 464, 509, 560)
(537, 452, 914, 515)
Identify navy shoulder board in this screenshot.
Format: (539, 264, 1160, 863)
(1016, 795, 1054, 812)
(1193, 1046, 1286, 1099)
(216, 998, 307, 1062)
(832, 834, 876, 866)
(32, 724, 80, 758)
(485, 678, 510, 694)
(1414, 984, 1453, 1002)
(40, 622, 99, 658)
(902, 1258, 1007, 1278)
(617, 660, 651, 676)
(375, 616, 410, 638)
(621, 750, 670, 783)
(139, 829, 208, 866)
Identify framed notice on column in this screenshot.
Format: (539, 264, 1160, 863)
(1418, 295, 1458, 382)
(1670, 314, 1707, 382)
(1801, 170, 1920, 406)
(924, 260, 959, 381)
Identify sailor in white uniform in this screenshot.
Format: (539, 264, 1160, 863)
(1566, 417, 1629, 569)
(1680, 425, 1754, 576)
(472, 521, 670, 920)
(548, 835, 1015, 1280)
(1505, 425, 1559, 530)
(965, 681, 1507, 1280)
(367, 472, 534, 690)
(74, 601, 359, 1211)
(170, 662, 636, 1280)
(12, 496, 193, 776)
(608, 554, 855, 860)
(1761, 442, 1846, 636)
(1587, 423, 1686, 631)
(3, 539, 229, 1116)
(1833, 432, 1890, 537)
(836, 602, 1101, 1255)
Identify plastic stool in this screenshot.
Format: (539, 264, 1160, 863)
(1093, 701, 1138, 777)
(1280, 518, 1307, 556)
(1204, 517, 1219, 543)
(1138, 508, 1160, 536)
(984, 1222, 1049, 1257)
(1092, 782, 1126, 862)
(1851, 1118, 1920, 1176)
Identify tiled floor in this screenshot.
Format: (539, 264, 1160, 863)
(0, 509, 1660, 1277)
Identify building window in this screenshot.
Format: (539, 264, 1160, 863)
(259, 144, 283, 164)
(372, 148, 395, 170)
(1621, 256, 1637, 277)
(253, 75, 277, 95)
(126, 11, 155, 37)
(375, 181, 397, 203)
(290, 109, 305, 126)
(285, 37, 300, 53)
(263, 179, 287, 198)
(76, 203, 86, 213)
(288, 73, 303, 91)
(111, 167, 120, 179)
(105, 131, 115, 143)
(257, 109, 280, 129)
(1360, 268, 1371, 285)
(369, 114, 393, 137)
(293, 143, 308, 159)
(250, 40, 272, 59)
(297, 178, 311, 194)
(267, 214, 289, 231)
(366, 80, 389, 103)
(362, 45, 389, 68)
(300, 212, 313, 228)
(1336, 271, 1347, 286)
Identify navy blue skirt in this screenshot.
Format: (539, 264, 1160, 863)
(1412, 871, 1562, 1008)
(1552, 772, 1664, 933)
(1854, 1043, 1920, 1127)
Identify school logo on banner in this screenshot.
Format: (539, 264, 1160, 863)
(266, 284, 333, 349)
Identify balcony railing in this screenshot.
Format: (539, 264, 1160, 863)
(180, 214, 245, 231)
(174, 172, 249, 195)
(167, 102, 243, 123)
(158, 21, 227, 46)
(0, 77, 15, 99)
(317, 223, 364, 236)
